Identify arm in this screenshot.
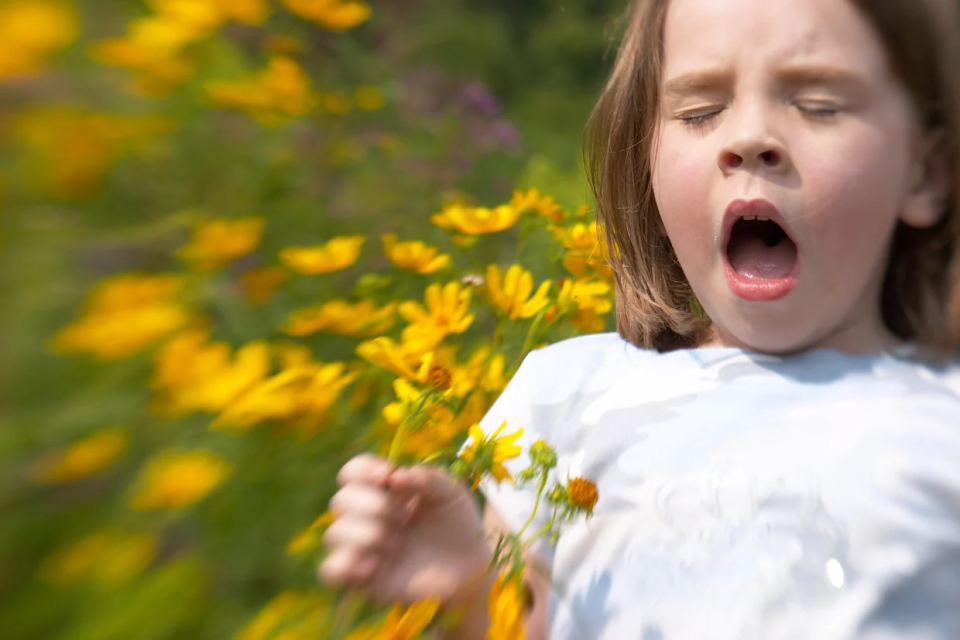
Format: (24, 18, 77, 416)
(432, 503, 550, 640)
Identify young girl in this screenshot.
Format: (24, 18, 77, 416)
(320, 0, 960, 637)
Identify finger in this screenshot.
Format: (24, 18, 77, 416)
(328, 485, 410, 525)
(389, 465, 463, 505)
(337, 454, 394, 489)
(323, 516, 400, 554)
(318, 547, 379, 588)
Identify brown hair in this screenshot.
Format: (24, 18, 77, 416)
(585, 0, 960, 354)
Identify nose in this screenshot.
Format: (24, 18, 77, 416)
(717, 110, 790, 175)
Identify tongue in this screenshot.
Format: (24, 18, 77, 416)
(728, 235, 797, 280)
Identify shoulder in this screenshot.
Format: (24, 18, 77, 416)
(517, 332, 654, 402)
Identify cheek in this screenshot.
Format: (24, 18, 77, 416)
(798, 122, 912, 261)
(652, 130, 716, 257)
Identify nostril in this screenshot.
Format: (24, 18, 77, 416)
(722, 151, 743, 169)
(760, 150, 779, 165)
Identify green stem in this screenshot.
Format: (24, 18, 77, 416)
(492, 316, 506, 348)
(387, 393, 429, 464)
(510, 306, 548, 372)
(520, 514, 558, 552)
(517, 471, 548, 539)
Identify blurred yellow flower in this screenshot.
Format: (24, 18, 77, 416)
(431, 203, 521, 235)
(51, 274, 190, 360)
(356, 335, 434, 380)
(14, 108, 171, 197)
(382, 233, 451, 274)
(178, 217, 264, 271)
(555, 221, 611, 279)
(354, 85, 385, 110)
(240, 266, 289, 305)
(550, 278, 613, 333)
(279, 236, 365, 274)
(214, 0, 270, 24)
(486, 264, 552, 320)
(207, 55, 317, 124)
(457, 420, 524, 489)
(398, 281, 475, 342)
(510, 188, 562, 222)
(39, 530, 157, 588)
(214, 360, 359, 433)
(235, 590, 331, 640)
(90, 15, 202, 93)
(344, 599, 440, 640)
(153, 332, 270, 415)
(33, 427, 127, 484)
(283, 300, 396, 337)
(488, 571, 527, 640)
(130, 450, 231, 511)
(280, 0, 371, 32)
(0, 0, 77, 81)
(286, 510, 337, 556)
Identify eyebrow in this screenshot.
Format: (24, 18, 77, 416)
(661, 64, 869, 99)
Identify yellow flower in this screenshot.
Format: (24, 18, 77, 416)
(214, 360, 359, 433)
(344, 599, 440, 640)
(555, 222, 612, 279)
(431, 203, 521, 235)
(457, 421, 524, 489)
(488, 572, 526, 640)
(130, 450, 231, 511)
(356, 335, 435, 380)
(382, 233, 451, 274)
(486, 265, 552, 320)
(39, 530, 157, 587)
(510, 188, 562, 222)
(235, 590, 331, 640)
(0, 0, 77, 81)
(152, 332, 270, 415)
(89, 13, 204, 93)
(51, 274, 190, 360)
(240, 266, 288, 305)
(279, 0, 371, 32)
(14, 107, 171, 197)
(279, 236, 365, 274)
(354, 85, 384, 110)
(398, 281, 475, 342)
(286, 511, 337, 556)
(283, 300, 396, 337)
(550, 278, 613, 333)
(33, 427, 127, 484)
(206, 55, 317, 125)
(214, 0, 270, 24)
(178, 216, 264, 271)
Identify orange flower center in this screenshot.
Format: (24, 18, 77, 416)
(567, 477, 598, 512)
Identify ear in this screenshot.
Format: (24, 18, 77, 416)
(900, 129, 950, 229)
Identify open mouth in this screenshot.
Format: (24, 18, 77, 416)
(726, 217, 798, 280)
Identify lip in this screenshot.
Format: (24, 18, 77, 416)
(722, 198, 801, 303)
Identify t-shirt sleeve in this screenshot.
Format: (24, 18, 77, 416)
(473, 347, 557, 562)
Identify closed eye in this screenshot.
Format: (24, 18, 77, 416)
(678, 110, 723, 127)
(796, 103, 840, 118)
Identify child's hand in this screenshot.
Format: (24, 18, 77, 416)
(319, 454, 492, 607)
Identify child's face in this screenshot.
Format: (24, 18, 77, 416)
(652, 0, 943, 353)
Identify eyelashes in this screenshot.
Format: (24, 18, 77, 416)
(674, 104, 841, 129)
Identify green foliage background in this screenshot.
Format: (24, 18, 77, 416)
(0, 0, 627, 637)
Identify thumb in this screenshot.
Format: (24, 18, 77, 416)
(388, 465, 467, 506)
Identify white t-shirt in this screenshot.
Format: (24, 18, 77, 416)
(479, 332, 960, 640)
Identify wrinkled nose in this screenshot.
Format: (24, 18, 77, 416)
(717, 108, 790, 175)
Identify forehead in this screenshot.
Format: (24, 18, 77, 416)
(661, 0, 891, 80)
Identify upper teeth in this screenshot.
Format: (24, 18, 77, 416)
(742, 215, 769, 221)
